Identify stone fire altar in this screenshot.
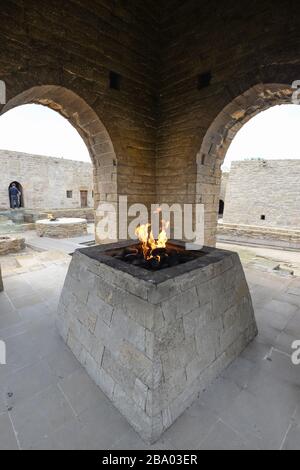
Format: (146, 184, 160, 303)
(57, 241, 257, 443)
(36, 218, 87, 239)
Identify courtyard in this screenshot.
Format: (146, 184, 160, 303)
(0, 236, 299, 450)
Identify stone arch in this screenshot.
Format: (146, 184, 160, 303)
(0, 85, 118, 242)
(196, 83, 294, 246)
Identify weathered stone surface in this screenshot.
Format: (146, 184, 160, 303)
(219, 222, 300, 250)
(57, 243, 257, 443)
(36, 218, 87, 239)
(224, 160, 300, 229)
(0, 236, 25, 255)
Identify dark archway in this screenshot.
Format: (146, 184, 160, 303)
(8, 181, 24, 209)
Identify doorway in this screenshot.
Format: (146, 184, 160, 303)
(80, 190, 88, 208)
(8, 181, 24, 208)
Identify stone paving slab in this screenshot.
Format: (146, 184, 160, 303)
(0, 262, 299, 449)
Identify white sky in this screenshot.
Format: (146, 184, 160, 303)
(0, 103, 299, 169)
(222, 104, 300, 171)
(0, 104, 90, 162)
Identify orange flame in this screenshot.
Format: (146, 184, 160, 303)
(135, 222, 169, 261)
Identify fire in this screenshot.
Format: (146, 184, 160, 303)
(135, 222, 169, 261)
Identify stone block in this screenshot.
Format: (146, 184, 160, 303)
(57, 243, 257, 443)
(36, 218, 87, 239)
(0, 236, 25, 255)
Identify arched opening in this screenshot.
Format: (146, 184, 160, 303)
(196, 83, 294, 246)
(0, 85, 118, 244)
(8, 181, 24, 208)
(221, 104, 300, 230)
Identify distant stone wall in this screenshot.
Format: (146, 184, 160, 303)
(218, 223, 300, 250)
(224, 160, 300, 228)
(0, 150, 93, 211)
(220, 172, 229, 204)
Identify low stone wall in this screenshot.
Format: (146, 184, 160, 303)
(36, 218, 88, 239)
(57, 243, 257, 443)
(0, 208, 94, 224)
(0, 236, 25, 255)
(37, 208, 94, 223)
(218, 223, 300, 249)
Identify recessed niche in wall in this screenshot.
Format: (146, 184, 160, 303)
(198, 72, 212, 90)
(109, 71, 122, 90)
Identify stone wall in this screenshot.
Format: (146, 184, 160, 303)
(0, 150, 93, 210)
(0, 1, 159, 218)
(36, 218, 87, 239)
(158, 2, 300, 245)
(224, 160, 300, 228)
(1, 2, 300, 245)
(220, 172, 229, 205)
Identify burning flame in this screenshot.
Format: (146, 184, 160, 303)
(135, 222, 169, 261)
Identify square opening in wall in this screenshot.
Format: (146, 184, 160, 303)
(261, 215, 266, 221)
(109, 71, 122, 90)
(198, 72, 212, 90)
(66, 190, 73, 199)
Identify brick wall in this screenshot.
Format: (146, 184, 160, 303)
(1, 2, 300, 244)
(0, 150, 93, 210)
(0, 0, 160, 210)
(158, 1, 300, 244)
(224, 159, 300, 228)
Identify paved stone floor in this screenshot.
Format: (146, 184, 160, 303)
(0, 257, 300, 450)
